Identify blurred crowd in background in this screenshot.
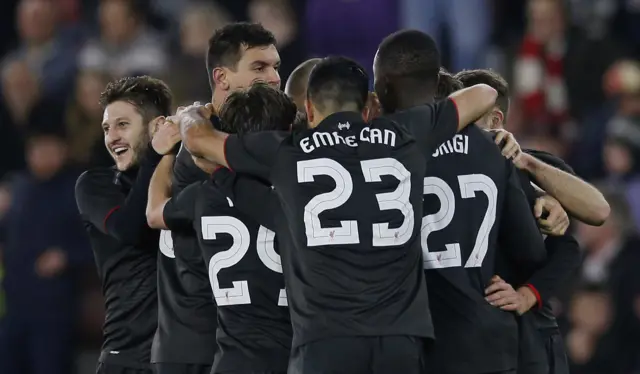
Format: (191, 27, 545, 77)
(0, 0, 638, 373)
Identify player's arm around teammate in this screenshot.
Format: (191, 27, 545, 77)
(146, 119, 181, 229)
(494, 129, 610, 226)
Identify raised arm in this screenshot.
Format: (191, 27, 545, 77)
(75, 146, 163, 245)
(146, 155, 175, 229)
(448, 84, 497, 131)
(518, 151, 610, 226)
(174, 104, 230, 167)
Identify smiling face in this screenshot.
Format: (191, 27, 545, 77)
(102, 101, 152, 171)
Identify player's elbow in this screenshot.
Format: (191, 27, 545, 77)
(590, 201, 611, 226)
(146, 208, 166, 230)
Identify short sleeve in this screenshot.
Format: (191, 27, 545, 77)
(387, 98, 459, 156)
(75, 170, 125, 234)
(163, 182, 200, 231)
(223, 131, 288, 181)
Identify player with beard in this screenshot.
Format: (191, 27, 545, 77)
(144, 23, 282, 374)
(171, 55, 498, 374)
(150, 84, 295, 374)
(75, 76, 178, 374)
(455, 69, 610, 374)
(372, 30, 549, 374)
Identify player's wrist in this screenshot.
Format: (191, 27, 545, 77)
(517, 285, 540, 312)
(517, 152, 536, 172)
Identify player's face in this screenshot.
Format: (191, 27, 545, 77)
(226, 45, 281, 92)
(102, 101, 152, 171)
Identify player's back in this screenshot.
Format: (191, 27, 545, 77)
(271, 112, 432, 347)
(194, 180, 292, 373)
(421, 125, 519, 374)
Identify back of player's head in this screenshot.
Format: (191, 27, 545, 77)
(306, 56, 369, 116)
(99, 75, 173, 122)
(285, 58, 322, 111)
(455, 69, 510, 117)
(374, 30, 440, 112)
(219, 83, 297, 135)
(436, 68, 464, 99)
(206, 22, 277, 90)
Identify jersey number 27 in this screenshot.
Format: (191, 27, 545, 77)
(422, 174, 498, 269)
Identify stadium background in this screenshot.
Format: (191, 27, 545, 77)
(0, 0, 638, 373)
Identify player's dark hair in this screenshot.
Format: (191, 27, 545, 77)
(436, 68, 464, 99)
(306, 56, 369, 114)
(455, 69, 510, 117)
(374, 29, 440, 112)
(99, 75, 173, 123)
(285, 58, 322, 109)
(206, 23, 277, 91)
(219, 83, 297, 135)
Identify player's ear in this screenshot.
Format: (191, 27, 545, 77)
(148, 116, 166, 136)
(304, 98, 314, 123)
(491, 109, 504, 130)
(213, 67, 230, 91)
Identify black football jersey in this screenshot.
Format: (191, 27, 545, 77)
(152, 146, 217, 364)
(418, 125, 547, 374)
(75, 167, 158, 369)
(163, 180, 292, 373)
(223, 110, 437, 348)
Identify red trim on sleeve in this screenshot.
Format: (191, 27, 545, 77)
(223, 135, 233, 171)
(103, 206, 120, 232)
(524, 283, 542, 310)
(449, 97, 460, 128)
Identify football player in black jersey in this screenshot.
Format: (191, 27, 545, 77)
(372, 29, 548, 374)
(75, 76, 177, 374)
(149, 84, 296, 374)
(172, 55, 492, 374)
(285, 58, 321, 111)
(455, 69, 610, 374)
(144, 23, 281, 374)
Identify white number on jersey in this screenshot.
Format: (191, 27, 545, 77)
(159, 229, 175, 258)
(297, 157, 414, 247)
(422, 174, 498, 269)
(201, 216, 287, 307)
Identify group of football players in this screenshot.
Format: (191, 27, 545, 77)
(75, 21, 610, 374)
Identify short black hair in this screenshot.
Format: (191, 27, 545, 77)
(375, 29, 441, 88)
(219, 83, 296, 135)
(99, 75, 173, 122)
(206, 22, 277, 90)
(436, 68, 463, 99)
(307, 56, 369, 114)
(285, 58, 322, 109)
(455, 69, 510, 116)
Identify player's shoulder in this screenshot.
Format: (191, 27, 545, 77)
(75, 167, 116, 194)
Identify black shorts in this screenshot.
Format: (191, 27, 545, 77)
(153, 363, 212, 374)
(96, 362, 153, 374)
(289, 336, 425, 374)
(541, 329, 569, 374)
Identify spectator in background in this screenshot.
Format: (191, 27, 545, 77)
(167, 2, 230, 107)
(400, 0, 491, 71)
(78, 0, 167, 78)
(568, 188, 640, 374)
(2, 0, 78, 102)
(0, 123, 91, 374)
(512, 0, 624, 141)
(65, 69, 113, 168)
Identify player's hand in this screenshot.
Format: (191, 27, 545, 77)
(192, 156, 219, 174)
(366, 92, 382, 121)
(534, 195, 570, 236)
(491, 129, 522, 162)
(35, 247, 68, 278)
(152, 118, 181, 155)
(485, 275, 531, 315)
